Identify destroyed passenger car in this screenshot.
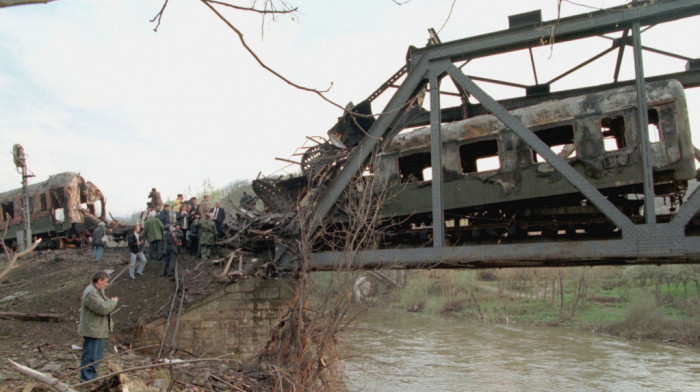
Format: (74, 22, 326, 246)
(0, 172, 106, 248)
(371, 80, 697, 241)
(255, 80, 698, 246)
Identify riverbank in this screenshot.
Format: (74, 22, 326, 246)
(310, 266, 700, 347)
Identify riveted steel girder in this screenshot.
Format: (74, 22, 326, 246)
(306, 0, 700, 270)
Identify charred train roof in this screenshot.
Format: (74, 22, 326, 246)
(382, 79, 685, 154)
(0, 172, 99, 201)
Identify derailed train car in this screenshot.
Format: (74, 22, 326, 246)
(255, 79, 698, 247)
(369, 79, 698, 243)
(0, 172, 106, 248)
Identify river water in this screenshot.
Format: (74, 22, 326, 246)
(342, 310, 700, 391)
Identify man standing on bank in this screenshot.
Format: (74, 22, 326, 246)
(197, 213, 218, 261)
(127, 224, 148, 279)
(78, 271, 119, 382)
(91, 222, 107, 262)
(210, 201, 225, 238)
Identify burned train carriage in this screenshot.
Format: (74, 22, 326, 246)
(0, 172, 106, 248)
(370, 79, 697, 243)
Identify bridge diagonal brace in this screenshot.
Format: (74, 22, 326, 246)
(444, 64, 635, 232)
(308, 55, 431, 235)
(670, 185, 700, 229)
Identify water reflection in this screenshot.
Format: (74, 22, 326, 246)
(342, 310, 700, 392)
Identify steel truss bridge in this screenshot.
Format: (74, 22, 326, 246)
(303, 0, 700, 271)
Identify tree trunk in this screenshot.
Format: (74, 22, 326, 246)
(558, 269, 564, 313)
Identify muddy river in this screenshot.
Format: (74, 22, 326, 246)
(342, 310, 700, 391)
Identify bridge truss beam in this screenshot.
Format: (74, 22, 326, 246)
(307, 0, 700, 270)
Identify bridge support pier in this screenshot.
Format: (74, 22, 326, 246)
(142, 278, 298, 360)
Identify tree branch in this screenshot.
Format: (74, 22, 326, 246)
(7, 359, 77, 392)
(0, 0, 55, 7)
(200, 0, 346, 111)
(1, 218, 42, 281)
(206, 0, 297, 15)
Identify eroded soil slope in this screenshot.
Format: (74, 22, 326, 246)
(0, 246, 228, 389)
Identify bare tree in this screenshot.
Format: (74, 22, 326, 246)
(0, 218, 41, 281)
(256, 150, 393, 390)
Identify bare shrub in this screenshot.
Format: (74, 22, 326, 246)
(618, 289, 665, 339)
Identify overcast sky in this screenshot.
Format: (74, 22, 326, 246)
(1, 0, 698, 216)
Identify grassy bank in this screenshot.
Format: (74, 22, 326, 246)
(310, 266, 700, 346)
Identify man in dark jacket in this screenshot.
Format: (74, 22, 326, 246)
(240, 191, 255, 209)
(92, 222, 106, 262)
(148, 187, 163, 211)
(158, 204, 171, 225)
(127, 225, 147, 279)
(78, 271, 118, 381)
(210, 201, 225, 238)
(161, 225, 179, 277)
(188, 212, 201, 256)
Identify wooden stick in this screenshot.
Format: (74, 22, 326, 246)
(7, 359, 78, 392)
(0, 311, 64, 323)
(221, 253, 235, 276)
(72, 357, 241, 388)
(274, 157, 301, 165)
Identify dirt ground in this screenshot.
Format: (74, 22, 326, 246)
(0, 245, 232, 391)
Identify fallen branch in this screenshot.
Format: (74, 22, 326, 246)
(0, 311, 64, 323)
(221, 253, 235, 276)
(7, 359, 78, 392)
(72, 356, 241, 388)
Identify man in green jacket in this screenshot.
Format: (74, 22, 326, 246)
(144, 211, 165, 260)
(78, 271, 119, 382)
(197, 213, 218, 261)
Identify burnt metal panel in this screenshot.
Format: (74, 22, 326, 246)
(444, 64, 634, 232)
(408, 69, 700, 127)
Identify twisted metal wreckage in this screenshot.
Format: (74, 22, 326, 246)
(0, 172, 136, 249)
(216, 0, 700, 276)
(4, 1, 699, 277)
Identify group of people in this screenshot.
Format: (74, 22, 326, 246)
(91, 189, 228, 280)
(79, 189, 240, 382)
(124, 190, 225, 279)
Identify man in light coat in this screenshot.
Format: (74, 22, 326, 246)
(78, 271, 119, 382)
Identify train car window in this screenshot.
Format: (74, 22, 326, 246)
(648, 109, 661, 143)
(40, 194, 47, 211)
(601, 115, 626, 152)
(1, 202, 14, 220)
(398, 152, 431, 183)
(531, 125, 576, 163)
(460, 139, 500, 173)
(50, 188, 66, 223)
(54, 208, 65, 223)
